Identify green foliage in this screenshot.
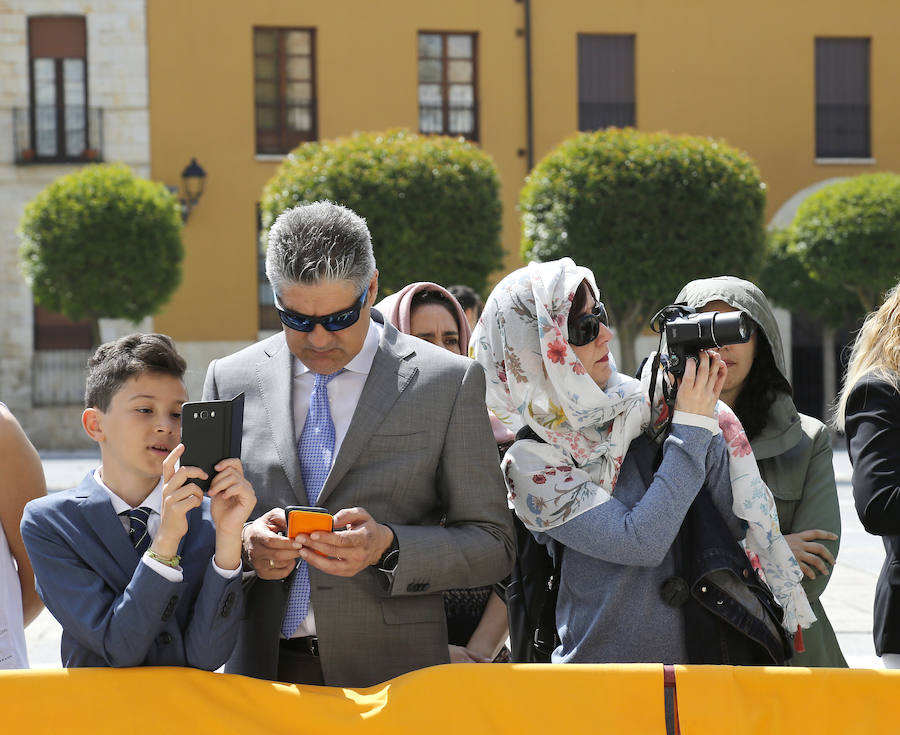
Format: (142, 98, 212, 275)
(261, 128, 503, 297)
(759, 228, 861, 329)
(791, 173, 900, 313)
(19, 163, 183, 329)
(519, 127, 766, 373)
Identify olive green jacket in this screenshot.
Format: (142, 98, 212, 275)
(678, 276, 846, 667)
(753, 394, 846, 667)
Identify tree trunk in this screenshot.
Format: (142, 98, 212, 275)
(90, 317, 101, 348)
(821, 325, 836, 421)
(616, 315, 641, 378)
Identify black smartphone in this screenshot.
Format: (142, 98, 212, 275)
(180, 393, 244, 492)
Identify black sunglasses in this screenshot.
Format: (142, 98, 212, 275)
(274, 288, 368, 332)
(568, 303, 610, 347)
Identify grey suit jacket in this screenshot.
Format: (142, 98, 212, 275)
(202, 316, 514, 687)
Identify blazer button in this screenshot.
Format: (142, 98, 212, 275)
(157, 632, 173, 645)
(420, 583, 430, 591)
(406, 583, 416, 593)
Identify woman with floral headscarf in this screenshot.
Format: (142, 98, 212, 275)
(471, 258, 813, 663)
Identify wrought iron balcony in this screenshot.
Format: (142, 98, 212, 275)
(13, 106, 104, 164)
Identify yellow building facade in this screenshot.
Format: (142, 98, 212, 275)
(146, 0, 900, 355)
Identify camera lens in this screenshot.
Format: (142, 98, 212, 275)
(711, 312, 753, 347)
(200, 410, 209, 420)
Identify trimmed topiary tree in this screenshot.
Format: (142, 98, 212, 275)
(759, 227, 863, 416)
(790, 173, 900, 313)
(260, 128, 503, 297)
(520, 127, 766, 376)
(19, 163, 183, 345)
(759, 227, 861, 330)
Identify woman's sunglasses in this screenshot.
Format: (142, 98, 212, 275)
(274, 288, 368, 332)
(568, 303, 609, 346)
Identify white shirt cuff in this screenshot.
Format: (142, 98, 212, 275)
(212, 557, 242, 579)
(672, 410, 721, 436)
(140, 553, 183, 582)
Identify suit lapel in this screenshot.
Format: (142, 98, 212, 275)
(320, 324, 417, 504)
(256, 334, 307, 504)
(76, 476, 141, 579)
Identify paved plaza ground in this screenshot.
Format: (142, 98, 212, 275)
(23, 447, 886, 669)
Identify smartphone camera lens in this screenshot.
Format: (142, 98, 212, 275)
(200, 410, 209, 420)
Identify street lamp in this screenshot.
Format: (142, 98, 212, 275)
(178, 158, 206, 222)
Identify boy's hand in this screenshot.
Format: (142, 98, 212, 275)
(208, 458, 256, 535)
(208, 458, 256, 571)
(152, 444, 206, 559)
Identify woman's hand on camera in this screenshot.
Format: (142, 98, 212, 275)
(674, 350, 727, 418)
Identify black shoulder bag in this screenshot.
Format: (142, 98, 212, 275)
(504, 426, 562, 663)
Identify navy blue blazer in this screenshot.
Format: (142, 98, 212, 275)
(21, 472, 243, 669)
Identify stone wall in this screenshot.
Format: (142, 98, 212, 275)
(0, 1, 150, 448)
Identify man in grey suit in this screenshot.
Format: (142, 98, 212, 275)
(203, 201, 514, 687)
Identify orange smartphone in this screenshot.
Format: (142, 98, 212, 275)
(285, 506, 333, 540)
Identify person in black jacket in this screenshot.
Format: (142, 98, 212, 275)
(835, 280, 900, 668)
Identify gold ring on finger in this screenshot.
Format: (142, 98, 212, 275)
(268, 558, 275, 569)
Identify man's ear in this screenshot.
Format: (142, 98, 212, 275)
(367, 271, 379, 305)
(82, 407, 105, 443)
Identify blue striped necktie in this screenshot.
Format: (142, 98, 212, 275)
(124, 506, 153, 555)
(282, 370, 341, 638)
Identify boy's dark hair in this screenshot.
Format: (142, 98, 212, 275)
(85, 333, 186, 411)
(447, 284, 483, 317)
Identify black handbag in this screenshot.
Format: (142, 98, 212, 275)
(504, 509, 562, 663)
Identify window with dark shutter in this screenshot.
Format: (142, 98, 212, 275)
(254, 27, 317, 155)
(577, 34, 636, 131)
(418, 32, 478, 140)
(815, 38, 870, 159)
(28, 16, 88, 161)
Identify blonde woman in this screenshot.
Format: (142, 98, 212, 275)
(835, 281, 900, 668)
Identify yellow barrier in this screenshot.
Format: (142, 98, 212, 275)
(675, 665, 900, 734)
(4, 663, 898, 734)
(0, 664, 666, 734)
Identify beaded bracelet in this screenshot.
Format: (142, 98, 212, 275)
(145, 549, 182, 568)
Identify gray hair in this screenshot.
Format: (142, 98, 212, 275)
(265, 201, 376, 296)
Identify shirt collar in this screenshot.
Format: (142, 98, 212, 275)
(292, 318, 382, 379)
(93, 468, 165, 516)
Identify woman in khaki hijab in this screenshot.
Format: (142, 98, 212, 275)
(677, 276, 846, 667)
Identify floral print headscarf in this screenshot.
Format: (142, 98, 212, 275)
(471, 258, 815, 634)
(470, 256, 652, 475)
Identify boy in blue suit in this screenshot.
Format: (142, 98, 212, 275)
(21, 334, 256, 669)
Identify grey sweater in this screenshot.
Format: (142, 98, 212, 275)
(536, 424, 736, 664)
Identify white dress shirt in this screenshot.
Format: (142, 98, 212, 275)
(288, 318, 383, 637)
(94, 469, 240, 582)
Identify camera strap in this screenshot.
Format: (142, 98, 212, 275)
(647, 333, 677, 451)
